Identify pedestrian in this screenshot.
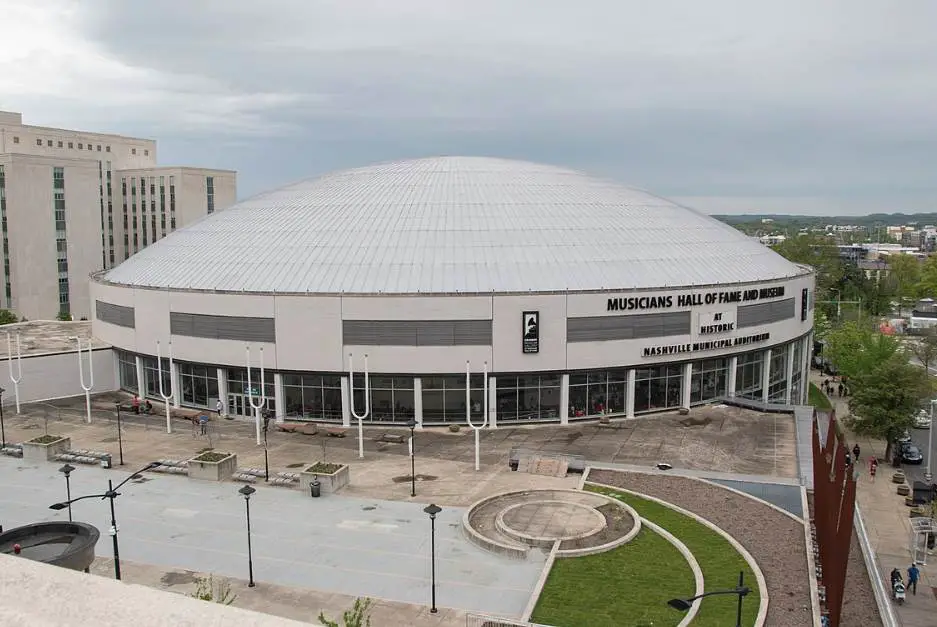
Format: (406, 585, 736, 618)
(199, 414, 209, 436)
(845, 452, 852, 467)
(907, 563, 920, 595)
(131, 394, 140, 414)
(870, 457, 878, 480)
(852, 444, 861, 462)
(838, 382, 844, 397)
(215, 398, 224, 419)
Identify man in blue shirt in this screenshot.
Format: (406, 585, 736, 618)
(907, 563, 920, 595)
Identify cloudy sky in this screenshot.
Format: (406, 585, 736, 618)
(2, 1, 935, 215)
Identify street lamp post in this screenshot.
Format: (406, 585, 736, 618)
(58, 464, 75, 521)
(423, 503, 442, 613)
(114, 403, 125, 466)
(49, 461, 159, 580)
(928, 399, 936, 483)
(7, 331, 23, 414)
(73, 336, 94, 424)
(407, 419, 417, 497)
(0, 386, 5, 449)
(262, 412, 270, 482)
(239, 484, 257, 587)
(348, 353, 371, 459)
(667, 570, 750, 627)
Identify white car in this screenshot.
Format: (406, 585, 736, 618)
(913, 410, 931, 429)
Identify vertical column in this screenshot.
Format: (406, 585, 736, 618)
(134, 355, 145, 398)
(340, 376, 351, 427)
(761, 349, 772, 404)
(802, 334, 813, 405)
(682, 362, 693, 409)
(560, 373, 570, 426)
(488, 376, 498, 429)
(626, 369, 636, 418)
(273, 372, 284, 423)
(414, 376, 423, 429)
(171, 361, 181, 408)
(216, 367, 228, 414)
(727, 356, 738, 398)
(784, 342, 796, 405)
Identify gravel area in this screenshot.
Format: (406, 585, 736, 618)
(558, 502, 634, 551)
(588, 469, 814, 626)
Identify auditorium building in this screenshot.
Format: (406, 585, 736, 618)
(89, 156, 815, 427)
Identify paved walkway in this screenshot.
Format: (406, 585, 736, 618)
(809, 374, 937, 626)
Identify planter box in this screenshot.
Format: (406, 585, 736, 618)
(300, 463, 350, 495)
(22, 436, 71, 464)
(187, 452, 237, 482)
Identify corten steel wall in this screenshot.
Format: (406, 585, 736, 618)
(812, 409, 858, 627)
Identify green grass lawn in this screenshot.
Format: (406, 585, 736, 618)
(808, 382, 833, 411)
(530, 526, 693, 627)
(582, 485, 760, 627)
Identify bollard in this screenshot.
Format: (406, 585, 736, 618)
(100, 455, 113, 469)
(310, 476, 321, 498)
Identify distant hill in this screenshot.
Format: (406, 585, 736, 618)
(713, 213, 937, 227)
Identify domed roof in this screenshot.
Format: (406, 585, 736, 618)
(102, 157, 808, 294)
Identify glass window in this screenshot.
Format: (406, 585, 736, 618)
(117, 351, 137, 392)
(735, 350, 765, 401)
(141, 355, 172, 400)
(282, 374, 343, 422)
(767, 344, 789, 403)
(790, 340, 804, 405)
(178, 362, 219, 408)
(227, 368, 275, 415)
(689, 358, 728, 405)
(634, 366, 684, 413)
(568, 368, 628, 419)
(497, 374, 562, 422)
(422, 374, 485, 424)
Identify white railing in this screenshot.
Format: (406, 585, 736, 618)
(854, 504, 899, 627)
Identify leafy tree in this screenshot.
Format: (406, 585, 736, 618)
(824, 321, 901, 380)
(773, 234, 845, 301)
(56, 311, 72, 322)
(189, 574, 237, 606)
(0, 309, 17, 325)
(813, 309, 833, 343)
(907, 328, 937, 376)
(887, 254, 921, 316)
(318, 597, 373, 627)
(845, 355, 929, 461)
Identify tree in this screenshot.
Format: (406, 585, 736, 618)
(845, 355, 930, 461)
(0, 309, 17, 325)
(318, 597, 373, 627)
(189, 574, 237, 606)
(887, 254, 921, 316)
(56, 311, 72, 322)
(824, 321, 901, 380)
(919, 255, 937, 300)
(907, 328, 937, 376)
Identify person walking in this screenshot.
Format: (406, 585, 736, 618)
(131, 394, 140, 414)
(869, 457, 878, 481)
(907, 563, 920, 595)
(199, 414, 209, 436)
(853, 444, 861, 463)
(215, 398, 224, 419)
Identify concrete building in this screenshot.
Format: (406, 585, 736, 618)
(0, 111, 236, 321)
(89, 157, 815, 426)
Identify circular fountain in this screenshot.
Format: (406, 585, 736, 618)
(0, 522, 100, 571)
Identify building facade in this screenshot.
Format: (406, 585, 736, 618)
(0, 111, 236, 320)
(90, 157, 815, 426)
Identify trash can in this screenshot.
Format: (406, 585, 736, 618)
(310, 477, 321, 498)
(100, 455, 113, 469)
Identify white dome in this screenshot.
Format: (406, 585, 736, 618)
(102, 156, 807, 294)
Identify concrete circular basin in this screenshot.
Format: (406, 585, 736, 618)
(0, 522, 100, 571)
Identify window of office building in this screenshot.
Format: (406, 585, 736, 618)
(348, 375, 415, 423)
(767, 344, 789, 403)
(735, 350, 765, 400)
(283, 374, 343, 422)
(179, 362, 219, 408)
(0, 165, 10, 307)
(169, 176, 176, 229)
(227, 368, 275, 416)
(790, 340, 804, 405)
(422, 374, 486, 423)
(634, 366, 683, 413)
(690, 358, 729, 405)
(52, 167, 69, 316)
(568, 369, 627, 418)
(496, 374, 561, 423)
(141, 356, 172, 399)
(117, 351, 138, 391)
(206, 175, 215, 214)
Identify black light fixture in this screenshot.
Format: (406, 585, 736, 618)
(49, 461, 159, 580)
(58, 463, 76, 521)
(667, 571, 750, 627)
(0, 386, 6, 448)
(262, 411, 270, 482)
(406, 418, 417, 497)
(423, 503, 442, 613)
(114, 402, 125, 466)
(238, 484, 257, 587)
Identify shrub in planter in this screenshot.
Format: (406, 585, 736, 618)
(187, 451, 237, 481)
(449, 424, 461, 433)
(300, 462, 350, 495)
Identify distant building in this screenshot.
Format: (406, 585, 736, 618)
(0, 111, 237, 320)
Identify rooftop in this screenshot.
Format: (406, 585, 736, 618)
(101, 156, 809, 295)
(0, 321, 108, 358)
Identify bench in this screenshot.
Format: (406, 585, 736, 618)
(276, 422, 318, 435)
(380, 433, 405, 444)
(508, 447, 586, 474)
(325, 427, 347, 438)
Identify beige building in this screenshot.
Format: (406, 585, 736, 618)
(0, 111, 236, 321)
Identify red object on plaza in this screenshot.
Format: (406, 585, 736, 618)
(12, 543, 21, 554)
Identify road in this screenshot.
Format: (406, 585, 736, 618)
(906, 354, 937, 485)
(0, 457, 545, 617)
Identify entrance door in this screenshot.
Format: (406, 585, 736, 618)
(228, 393, 249, 417)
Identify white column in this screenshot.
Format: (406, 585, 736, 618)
(727, 356, 738, 398)
(784, 343, 796, 405)
(488, 376, 498, 429)
(134, 355, 145, 398)
(682, 362, 693, 409)
(216, 367, 228, 414)
(761, 349, 772, 404)
(626, 369, 636, 418)
(274, 372, 284, 423)
(413, 376, 423, 429)
(802, 334, 813, 404)
(340, 376, 351, 427)
(560, 373, 570, 425)
(171, 361, 181, 408)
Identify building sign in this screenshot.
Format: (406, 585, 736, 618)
(607, 285, 786, 313)
(642, 333, 770, 357)
(801, 288, 809, 321)
(522, 311, 540, 354)
(698, 310, 736, 335)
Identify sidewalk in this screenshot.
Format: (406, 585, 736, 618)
(809, 375, 937, 625)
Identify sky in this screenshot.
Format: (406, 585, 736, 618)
(1, 0, 936, 216)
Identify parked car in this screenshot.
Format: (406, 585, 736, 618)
(914, 410, 931, 429)
(900, 442, 925, 465)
